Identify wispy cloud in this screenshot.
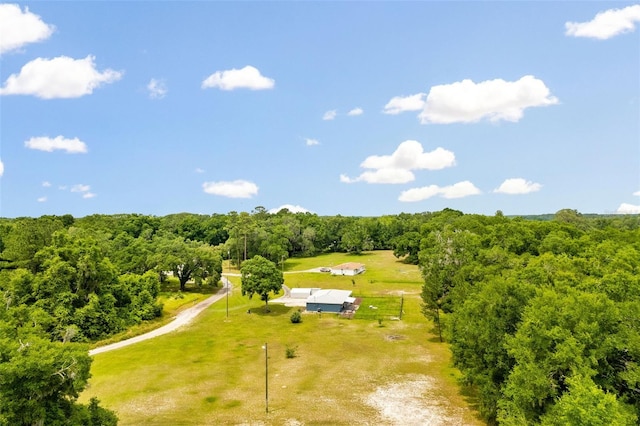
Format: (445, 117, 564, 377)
(147, 78, 167, 99)
(71, 184, 90, 193)
(0, 55, 123, 99)
(0, 4, 55, 55)
(202, 65, 274, 91)
(399, 181, 481, 202)
(195, 167, 205, 173)
(25, 135, 88, 153)
(419, 75, 558, 124)
(347, 107, 363, 116)
(383, 93, 426, 115)
(67, 183, 96, 199)
(42, 181, 51, 187)
(633, 190, 640, 196)
(202, 179, 258, 198)
(322, 110, 337, 121)
(565, 5, 640, 40)
(494, 178, 542, 194)
(37, 196, 47, 203)
(0, 159, 3, 177)
(617, 203, 640, 214)
(341, 140, 455, 184)
(305, 138, 320, 146)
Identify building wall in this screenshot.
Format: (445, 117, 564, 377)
(306, 302, 343, 313)
(331, 268, 356, 276)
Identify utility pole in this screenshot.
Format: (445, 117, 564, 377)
(263, 343, 269, 413)
(226, 249, 230, 319)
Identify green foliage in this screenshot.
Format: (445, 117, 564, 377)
(240, 255, 283, 312)
(340, 222, 373, 254)
(538, 374, 637, 426)
(0, 332, 117, 425)
(285, 345, 298, 359)
(391, 231, 422, 264)
(416, 210, 640, 423)
(152, 235, 222, 291)
(290, 310, 302, 324)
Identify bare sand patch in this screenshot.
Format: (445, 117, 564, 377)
(364, 374, 465, 425)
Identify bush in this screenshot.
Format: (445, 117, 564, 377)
(285, 345, 298, 359)
(290, 310, 302, 324)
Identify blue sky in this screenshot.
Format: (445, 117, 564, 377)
(1, 1, 639, 218)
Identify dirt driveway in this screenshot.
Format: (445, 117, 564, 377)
(89, 277, 231, 356)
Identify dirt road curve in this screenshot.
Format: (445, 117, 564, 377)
(89, 277, 231, 356)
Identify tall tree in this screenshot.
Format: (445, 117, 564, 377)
(240, 255, 283, 312)
(152, 236, 222, 291)
(0, 332, 117, 425)
(420, 226, 479, 341)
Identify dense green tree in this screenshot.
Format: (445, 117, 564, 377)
(1, 217, 64, 272)
(152, 236, 222, 291)
(448, 276, 536, 421)
(0, 332, 116, 425)
(420, 227, 480, 341)
(539, 374, 636, 426)
(240, 255, 283, 312)
(340, 220, 373, 254)
(391, 231, 422, 264)
(498, 288, 623, 423)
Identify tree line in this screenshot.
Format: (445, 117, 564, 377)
(0, 207, 638, 424)
(419, 209, 640, 424)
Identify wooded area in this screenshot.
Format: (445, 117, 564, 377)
(0, 207, 638, 424)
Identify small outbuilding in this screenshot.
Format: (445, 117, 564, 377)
(306, 289, 356, 313)
(330, 262, 366, 276)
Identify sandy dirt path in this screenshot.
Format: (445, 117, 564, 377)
(89, 277, 231, 356)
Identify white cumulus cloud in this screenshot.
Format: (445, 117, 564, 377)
(0, 159, 3, 177)
(399, 181, 481, 202)
(617, 203, 640, 214)
(322, 110, 337, 121)
(565, 5, 640, 39)
(147, 78, 167, 99)
(305, 138, 320, 146)
(201, 65, 274, 91)
(82, 192, 96, 199)
(268, 204, 312, 214)
(25, 135, 88, 153)
(633, 190, 640, 196)
(340, 169, 415, 184)
(37, 196, 47, 203)
(0, 4, 55, 55)
(42, 181, 51, 187)
(202, 180, 258, 198)
(419, 75, 558, 124)
(0, 55, 123, 99)
(341, 140, 456, 184)
(347, 107, 363, 116)
(383, 93, 426, 115)
(361, 141, 456, 171)
(494, 178, 542, 194)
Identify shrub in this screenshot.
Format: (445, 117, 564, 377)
(290, 310, 302, 324)
(286, 345, 298, 359)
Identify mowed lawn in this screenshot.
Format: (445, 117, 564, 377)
(81, 251, 484, 425)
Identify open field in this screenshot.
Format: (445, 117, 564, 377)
(81, 251, 484, 425)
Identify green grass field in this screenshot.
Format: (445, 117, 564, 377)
(81, 251, 484, 425)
